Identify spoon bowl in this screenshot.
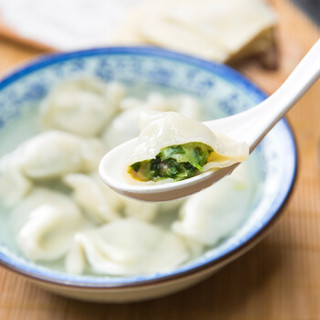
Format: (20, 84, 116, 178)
(100, 39, 320, 201)
(99, 137, 239, 201)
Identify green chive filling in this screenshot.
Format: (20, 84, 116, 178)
(129, 142, 213, 182)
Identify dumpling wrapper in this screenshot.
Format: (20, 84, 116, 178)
(127, 111, 249, 181)
(65, 218, 190, 275)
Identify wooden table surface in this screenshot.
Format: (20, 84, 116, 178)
(0, 1, 319, 319)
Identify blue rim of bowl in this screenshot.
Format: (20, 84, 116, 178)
(0, 47, 298, 289)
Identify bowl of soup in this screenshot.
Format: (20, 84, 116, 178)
(0, 47, 296, 302)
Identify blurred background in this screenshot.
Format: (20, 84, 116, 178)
(291, 0, 320, 24)
(0, 0, 317, 55)
(0, 0, 317, 91)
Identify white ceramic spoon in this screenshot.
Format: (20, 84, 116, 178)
(99, 39, 320, 202)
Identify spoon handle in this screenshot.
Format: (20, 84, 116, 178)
(206, 39, 320, 151)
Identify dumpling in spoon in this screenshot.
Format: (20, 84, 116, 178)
(127, 111, 249, 183)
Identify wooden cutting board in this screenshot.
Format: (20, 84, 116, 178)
(0, 0, 319, 319)
(0, 16, 54, 52)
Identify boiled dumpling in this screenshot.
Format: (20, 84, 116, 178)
(18, 204, 83, 261)
(15, 130, 105, 179)
(172, 164, 253, 245)
(170, 94, 202, 120)
(120, 93, 202, 119)
(142, 93, 202, 120)
(0, 152, 33, 207)
(119, 96, 143, 110)
(121, 197, 160, 222)
(11, 188, 84, 261)
(0, 130, 106, 208)
(126, 111, 249, 182)
(64, 173, 160, 223)
(119, 93, 202, 119)
(103, 108, 141, 149)
(63, 173, 123, 224)
(65, 218, 190, 275)
(77, 136, 107, 173)
(20, 131, 83, 178)
(105, 82, 126, 110)
(103, 93, 202, 149)
(40, 78, 125, 137)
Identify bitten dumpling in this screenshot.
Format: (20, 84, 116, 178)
(127, 111, 249, 182)
(65, 218, 190, 275)
(40, 78, 125, 137)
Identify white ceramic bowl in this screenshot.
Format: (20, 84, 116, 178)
(0, 47, 297, 302)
